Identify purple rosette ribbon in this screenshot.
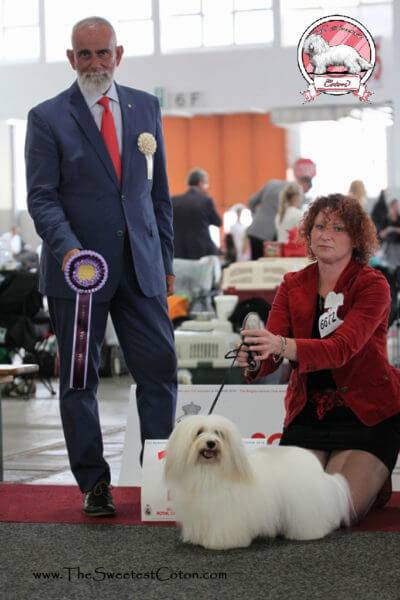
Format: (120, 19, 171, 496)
(64, 250, 108, 389)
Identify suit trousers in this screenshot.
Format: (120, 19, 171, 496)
(48, 237, 177, 492)
(248, 235, 265, 260)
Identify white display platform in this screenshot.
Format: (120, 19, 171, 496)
(118, 384, 400, 490)
(119, 385, 286, 487)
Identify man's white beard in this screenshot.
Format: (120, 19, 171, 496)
(78, 71, 113, 96)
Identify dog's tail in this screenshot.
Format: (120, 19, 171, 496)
(330, 473, 355, 527)
(357, 56, 372, 71)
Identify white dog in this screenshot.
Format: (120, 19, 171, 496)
(303, 34, 372, 75)
(164, 415, 353, 550)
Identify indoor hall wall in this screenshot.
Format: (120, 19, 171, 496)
(163, 113, 286, 213)
(0, 39, 393, 122)
(0, 32, 393, 215)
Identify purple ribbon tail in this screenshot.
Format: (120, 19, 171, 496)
(70, 293, 92, 390)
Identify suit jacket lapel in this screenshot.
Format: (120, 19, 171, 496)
(290, 262, 318, 338)
(334, 258, 360, 293)
(334, 259, 361, 318)
(68, 81, 120, 189)
(116, 84, 137, 191)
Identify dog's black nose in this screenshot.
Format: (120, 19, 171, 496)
(206, 440, 216, 449)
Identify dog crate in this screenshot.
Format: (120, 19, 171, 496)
(222, 258, 310, 304)
(174, 320, 241, 369)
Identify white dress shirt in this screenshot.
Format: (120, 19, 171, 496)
(78, 80, 123, 154)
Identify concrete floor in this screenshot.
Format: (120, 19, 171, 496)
(2, 376, 132, 485)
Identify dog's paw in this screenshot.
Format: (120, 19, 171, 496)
(203, 535, 253, 550)
(203, 541, 251, 550)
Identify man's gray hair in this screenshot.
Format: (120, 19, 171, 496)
(71, 16, 117, 45)
(187, 168, 208, 187)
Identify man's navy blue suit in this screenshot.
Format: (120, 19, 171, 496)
(25, 81, 177, 492)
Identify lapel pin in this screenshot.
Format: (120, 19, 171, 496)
(128, 104, 133, 108)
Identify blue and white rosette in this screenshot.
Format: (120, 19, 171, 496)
(64, 250, 108, 389)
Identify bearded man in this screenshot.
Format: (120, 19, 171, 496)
(25, 17, 177, 516)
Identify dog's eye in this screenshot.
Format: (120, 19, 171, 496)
(196, 428, 204, 436)
(215, 430, 224, 439)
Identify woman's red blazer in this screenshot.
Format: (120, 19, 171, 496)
(249, 259, 400, 427)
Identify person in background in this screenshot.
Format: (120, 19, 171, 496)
(371, 190, 389, 237)
(247, 177, 312, 260)
(238, 194, 400, 522)
(379, 198, 400, 270)
(348, 180, 367, 209)
(172, 168, 222, 259)
(25, 17, 177, 517)
(229, 203, 250, 262)
(222, 232, 237, 268)
(274, 182, 303, 243)
(1, 225, 23, 255)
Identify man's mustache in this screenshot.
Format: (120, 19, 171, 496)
(81, 71, 110, 80)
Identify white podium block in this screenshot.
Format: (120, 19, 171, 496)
(118, 385, 286, 487)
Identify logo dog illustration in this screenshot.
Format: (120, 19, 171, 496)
(298, 15, 376, 102)
(303, 33, 372, 75)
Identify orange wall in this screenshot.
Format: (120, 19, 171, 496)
(162, 113, 287, 214)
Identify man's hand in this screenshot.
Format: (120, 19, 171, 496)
(62, 248, 81, 271)
(166, 274, 175, 296)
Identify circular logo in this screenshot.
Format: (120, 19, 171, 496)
(298, 15, 375, 100)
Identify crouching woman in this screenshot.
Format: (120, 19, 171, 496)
(238, 194, 400, 523)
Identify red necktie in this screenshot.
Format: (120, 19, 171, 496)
(97, 96, 122, 182)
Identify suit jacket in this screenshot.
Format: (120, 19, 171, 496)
(25, 81, 173, 301)
(246, 179, 287, 242)
(249, 259, 400, 426)
(172, 187, 222, 259)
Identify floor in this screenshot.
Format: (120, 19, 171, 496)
(1, 376, 132, 485)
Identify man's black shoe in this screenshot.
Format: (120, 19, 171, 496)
(83, 480, 116, 517)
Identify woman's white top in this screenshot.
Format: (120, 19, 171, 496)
(274, 206, 303, 243)
(230, 221, 250, 261)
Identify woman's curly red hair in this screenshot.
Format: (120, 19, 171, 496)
(299, 193, 378, 264)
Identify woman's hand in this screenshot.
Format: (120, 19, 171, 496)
(236, 328, 282, 367)
(235, 341, 254, 368)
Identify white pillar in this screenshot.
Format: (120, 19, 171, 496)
(388, 1, 400, 192)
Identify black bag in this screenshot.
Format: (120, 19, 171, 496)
(0, 271, 42, 318)
(0, 314, 37, 351)
(24, 349, 56, 379)
(228, 297, 271, 333)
